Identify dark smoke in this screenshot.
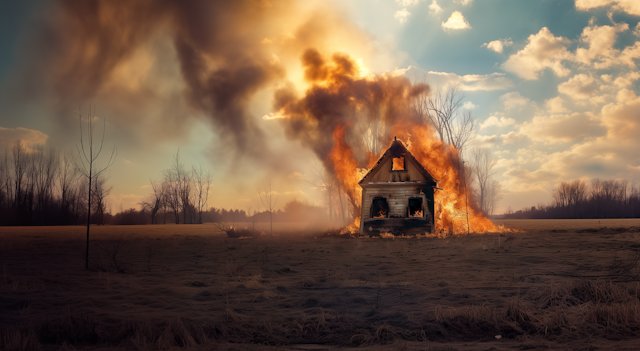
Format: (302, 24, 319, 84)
(275, 48, 429, 170)
(12, 0, 296, 158)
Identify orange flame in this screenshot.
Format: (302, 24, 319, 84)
(271, 49, 509, 235)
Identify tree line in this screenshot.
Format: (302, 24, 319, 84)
(504, 178, 640, 219)
(0, 141, 109, 226)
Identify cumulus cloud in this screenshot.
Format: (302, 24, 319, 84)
(519, 112, 596, 143)
(480, 116, 515, 129)
(455, 0, 473, 5)
(501, 131, 525, 144)
(502, 27, 571, 80)
(441, 11, 471, 30)
(600, 89, 640, 139)
(403, 68, 513, 91)
(429, 0, 443, 15)
(396, 0, 421, 5)
(0, 126, 48, 150)
(558, 74, 599, 100)
(575, 0, 640, 16)
(500, 91, 530, 110)
(612, 71, 640, 88)
(400, 66, 513, 90)
(471, 134, 498, 147)
(395, 8, 411, 22)
(544, 96, 570, 113)
(573, 22, 628, 69)
(482, 38, 513, 53)
(463, 101, 476, 109)
(634, 23, 640, 36)
(503, 166, 561, 189)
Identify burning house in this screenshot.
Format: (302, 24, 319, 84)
(359, 137, 438, 236)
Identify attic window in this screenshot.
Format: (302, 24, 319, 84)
(392, 157, 405, 171)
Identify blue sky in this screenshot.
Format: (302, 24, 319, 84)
(1, 0, 639, 213)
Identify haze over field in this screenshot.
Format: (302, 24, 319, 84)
(1, 0, 640, 214)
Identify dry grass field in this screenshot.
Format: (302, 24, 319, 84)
(2, 219, 640, 350)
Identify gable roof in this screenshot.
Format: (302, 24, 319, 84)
(358, 137, 437, 185)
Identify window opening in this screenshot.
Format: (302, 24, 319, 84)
(371, 197, 389, 218)
(408, 197, 423, 218)
(392, 156, 405, 171)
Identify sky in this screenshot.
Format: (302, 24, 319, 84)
(0, 0, 639, 214)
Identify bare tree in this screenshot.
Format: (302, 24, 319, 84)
(258, 175, 278, 236)
(77, 106, 116, 270)
(192, 165, 212, 224)
(91, 173, 112, 225)
(141, 180, 165, 224)
(471, 147, 499, 216)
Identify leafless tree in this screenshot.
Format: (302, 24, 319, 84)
(58, 151, 80, 218)
(77, 106, 117, 270)
(471, 147, 499, 216)
(141, 180, 165, 224)
(306, 162, 348, 223)
(192, 165, 212, 224)
(258, 175, 278, 236)
(91, 173, 112, 225)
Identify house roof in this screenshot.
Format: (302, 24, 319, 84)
(358, 137, 438, 185)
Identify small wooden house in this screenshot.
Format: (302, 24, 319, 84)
(358, 138, 437, 236)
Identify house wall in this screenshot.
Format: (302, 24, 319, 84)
(362, 185, 431, 220)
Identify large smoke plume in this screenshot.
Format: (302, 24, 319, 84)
(12, 0, 376, 159)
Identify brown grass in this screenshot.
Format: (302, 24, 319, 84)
(1, 221, 640, 350)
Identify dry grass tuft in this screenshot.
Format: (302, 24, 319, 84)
(0, 328, 41, 351)
(155, 317, 199, 349)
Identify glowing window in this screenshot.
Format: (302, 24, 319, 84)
(392, 157, 405, 171)
(371, 197, 389, 218)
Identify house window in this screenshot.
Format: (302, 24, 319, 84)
(408, 198, 423, 218)
(371, 197, 389, 218)
(392, 157, 405, 171)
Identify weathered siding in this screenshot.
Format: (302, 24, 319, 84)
(362, 185, 431, 220)
(367, 158, 427, 183)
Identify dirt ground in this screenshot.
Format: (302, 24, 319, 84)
(2, 219, 640, 350)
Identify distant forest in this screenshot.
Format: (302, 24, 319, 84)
(504, 179, 640, 219)
(0, 142, 328, 226)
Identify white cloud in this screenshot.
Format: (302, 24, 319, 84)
(500, 91, 530, 110)
(402, 67, 514, 91)
(573, 22, 628, 69)
(396, 0, 420, 6)
(519, 112, 596, 143)
(482, 38, 513, 53)
(471, 134, 498, 147)
(0, 126, 48, 151)
(558, 74, 599, 100)
(480, 116, 515, 129)
(463, 101, 476, 109)
(502, 27, 571, 80)
(575, 0, 640, 16)
(634, 23, 640, 36)
(544, 96, 570, 113)
(441, 11, 471, 30)
(613, 71, 640, 88)
(455, 0, 473, 5)
(628, 164, 640, 171)
(395, 8, 411, 23)
(501, 131, 525, 144)
(429, 0, 443, 15)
